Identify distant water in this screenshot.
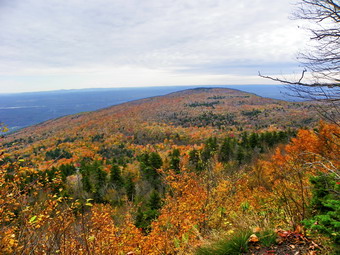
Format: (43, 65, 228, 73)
(0, 85, 299, 131)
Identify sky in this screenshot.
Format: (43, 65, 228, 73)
(0, 0, 310, 93)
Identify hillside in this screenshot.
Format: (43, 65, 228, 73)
(5, 88, 316, 146)
(1, 88, 338, 254)
(0, 85, 297, 132)
(3, 88, 319, 170)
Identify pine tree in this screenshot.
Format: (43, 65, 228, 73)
(149, 152, 163, 170)
(189, 149, 204, 171)
(249, 132, 259, 149)
(148, 190, 162, 210)
(218, 138, 234, 163)
(170, 149, 181, 173)
(125, 174, 136, 201)
(94, 161, 107, 191)
(82, 173, 91, 193)
(236, 147, 245, 165)
(110, 164, 124, 188)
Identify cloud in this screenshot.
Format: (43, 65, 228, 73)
(0, 0, 309, 92)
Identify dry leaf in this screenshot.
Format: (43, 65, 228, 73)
(248, 234, 259, 243)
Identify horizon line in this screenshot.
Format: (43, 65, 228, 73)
(0, 84, 283, 95)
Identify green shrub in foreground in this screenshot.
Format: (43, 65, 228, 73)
(303, 173, 340, 251)
(196, 230, 252, 255)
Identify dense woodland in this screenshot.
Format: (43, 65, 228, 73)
(0, 88, 339, 254)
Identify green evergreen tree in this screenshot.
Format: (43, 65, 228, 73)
(125, 174, 136, 201)
(240, 132, 249, 148)
(189, 149, 204, 171)
(249, 132, 259, 149)
(139, 152, 163, 188)
(93, 161, 107, 191)
(82, 173, 91, 193)
(236, 147, 245, 165)
(135, 207, 146, 229)
(218, 138, 234, 163)
(149, 152, 163, 170)
(263, 132, 274, 147)
(59, 164, 76, 181)
(110, 164, 124, 188)
(303, 173, 340, 250)
(148, 190, 162, 210)
(201, 137, 218, 162)
(170, 149, 181, 173)
(135, 190, 162, 232)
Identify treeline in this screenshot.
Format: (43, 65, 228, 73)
(3, 129, 295, 234)
(186, 101, 222, 108)
(169, 112, 238, 128)
(189, 129, 295, 171)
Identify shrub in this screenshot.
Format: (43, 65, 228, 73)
(303, 173, 340, 250)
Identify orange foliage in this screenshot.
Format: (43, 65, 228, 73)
(1, 89, 334, 254)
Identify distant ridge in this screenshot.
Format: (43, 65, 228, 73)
(5, 87, 318, 144)
(0, 85, 301, 131)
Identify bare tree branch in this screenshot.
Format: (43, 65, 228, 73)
(258, 71, 338, 88)
(260, 0, 340, 125)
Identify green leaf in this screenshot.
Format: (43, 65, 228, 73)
(182, 232, 189, 243)
(174, 237, 180, 248)
(29, 216, 37, 223)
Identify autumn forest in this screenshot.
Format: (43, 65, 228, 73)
(0, 87, 338, 254)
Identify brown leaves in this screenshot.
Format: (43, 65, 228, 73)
(248, 234, 260, 243)
(276, 229, 310, 246)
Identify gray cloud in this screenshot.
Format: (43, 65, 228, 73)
(0, 0, 308, 92)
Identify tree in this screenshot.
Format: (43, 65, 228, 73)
(189, 149, 204, 171)
(201, 137, 218, 162)
(169, 149, 181, 173)
(135, 190, 162, 232)
(139, 152, 163, 188)
(218, 138, 234, 163)
(294, 1, 340, 81)
(110, 164, 124, 188)
(260, 0, 340, 125)
(149, 152, 163, 170)
(148, 190, 162, 210)
(125, 174, 136, 201)
(303, 172, 340, 249)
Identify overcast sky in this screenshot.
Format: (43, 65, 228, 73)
(0, 0, 309, 93)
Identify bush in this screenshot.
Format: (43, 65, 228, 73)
(303, 173, 340, 249)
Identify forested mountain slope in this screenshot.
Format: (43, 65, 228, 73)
(3, 88, 318, 172)
(0, 85, 296, 131)
(5, 88, 316, 146)
(1, 88, 338, 254)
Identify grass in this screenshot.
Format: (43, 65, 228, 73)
(196, 230, 252, 255)
(257, 229, 277, 247)
(196, 229, 279, 255)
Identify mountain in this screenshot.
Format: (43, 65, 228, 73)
(2, 88, 337, 255)
(0, 85, 299, 131)
(5, 88, 316, 145)
(3, 88, 319, 175)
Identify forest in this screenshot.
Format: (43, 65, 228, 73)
(0, 87, 339, 254)
(1, 0, 340, 253)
